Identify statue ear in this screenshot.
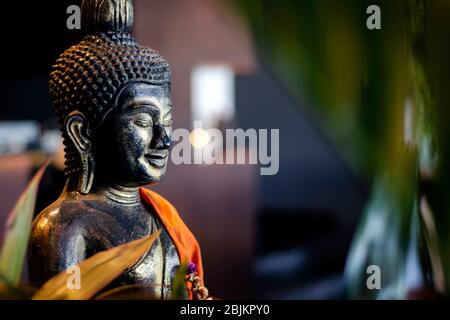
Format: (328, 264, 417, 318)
(65, 111, 95, 194)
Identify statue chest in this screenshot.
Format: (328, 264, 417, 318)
(80, 203, 181, 299)
(103, 227, 180, 299)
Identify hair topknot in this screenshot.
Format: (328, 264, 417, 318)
(50, 32, 171, 130)
(50, 0, 171, 176)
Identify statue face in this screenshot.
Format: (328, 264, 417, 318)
(95, 83, 173, 187)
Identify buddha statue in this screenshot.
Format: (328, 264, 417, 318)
(28, 0, 206, 300)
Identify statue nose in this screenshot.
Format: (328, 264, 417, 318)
(153, 126, 172, 150)
(161, 134, 172, 149)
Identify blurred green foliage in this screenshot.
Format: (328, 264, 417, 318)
(230, 0, 409, 179)
(230, 0, 450, 298)
(0, 160, 47, 286)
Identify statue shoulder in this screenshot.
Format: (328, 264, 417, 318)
(32, 198, 94, 236)
(30, 197, 129, 250)
(30, 197, 118, 253)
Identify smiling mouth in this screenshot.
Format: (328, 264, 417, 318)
(145, 153, 168, 169)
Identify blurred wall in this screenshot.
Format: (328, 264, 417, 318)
(134, 0, 258, 298)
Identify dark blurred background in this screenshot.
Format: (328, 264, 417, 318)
(0, 0, 372, 299)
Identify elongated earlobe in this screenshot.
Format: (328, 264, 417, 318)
(65, 111, 95, 194)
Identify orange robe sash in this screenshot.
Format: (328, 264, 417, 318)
(139, 188, 204, 298)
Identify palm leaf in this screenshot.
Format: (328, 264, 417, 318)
(0, 160, 49, 286)
(32, 230, 161, 300)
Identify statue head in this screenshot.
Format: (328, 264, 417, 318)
(50, 0, 172, 194)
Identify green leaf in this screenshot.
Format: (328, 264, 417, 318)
(0, 282, 36, 300)
(171, 263, 188, 300)
(0, 160, 49, 286)
(344, 148, 417, 299)
(32, 230, 161, 300)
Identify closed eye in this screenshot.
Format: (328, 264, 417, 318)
(163, 119, 173, 127)
(162, 114, 173, 127)
(134, 120, 152, 128)
(133, 113, 153, 128)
